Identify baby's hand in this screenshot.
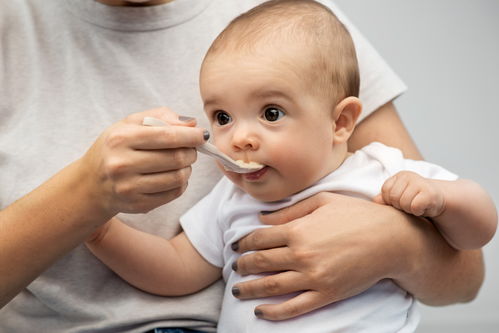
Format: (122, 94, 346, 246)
(373, 171, 445, 217)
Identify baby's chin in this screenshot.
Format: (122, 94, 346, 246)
(220, 165, 299, 202)
(241, 183, 295, 203)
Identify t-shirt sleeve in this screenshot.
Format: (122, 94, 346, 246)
(180, 178, 230, 268)
(322, 1, 407, 122)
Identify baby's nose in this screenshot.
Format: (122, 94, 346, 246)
(231, 129, 260, 151)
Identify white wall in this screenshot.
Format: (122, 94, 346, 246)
(334, 1, 499, 332)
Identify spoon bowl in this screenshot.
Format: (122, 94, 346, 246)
(142, 117, 264, 174)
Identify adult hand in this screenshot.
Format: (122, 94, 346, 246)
(78, 107, 208, 217)
(0, 107, 208, 307)
(231, 192, 420, 321)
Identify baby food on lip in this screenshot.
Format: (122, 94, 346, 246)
(243, 166, 268, 181)
(235, 160, 264, 169)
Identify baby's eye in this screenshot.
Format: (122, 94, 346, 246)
(214, 111, 232, 125)
(263, 106, 285, 122)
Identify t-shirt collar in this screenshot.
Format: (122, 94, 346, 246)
(64, 0, 211, 31)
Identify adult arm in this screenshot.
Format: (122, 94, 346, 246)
(230, 102, 485, 320)
(0, 108, 207, 308)
(349, 101, 422, 159)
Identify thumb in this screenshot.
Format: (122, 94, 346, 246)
(372, 193, 386, 205)
(259, 194, 324, 226)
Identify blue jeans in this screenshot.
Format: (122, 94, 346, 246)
(146, 329, 205, 333)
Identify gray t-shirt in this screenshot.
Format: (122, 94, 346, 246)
(0, 0, 405, 332)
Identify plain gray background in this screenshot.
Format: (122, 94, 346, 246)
(334, 1, 499, 332)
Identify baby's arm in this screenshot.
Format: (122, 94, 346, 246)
(86, 218, 221, 295)
(374, 171, 497, 250)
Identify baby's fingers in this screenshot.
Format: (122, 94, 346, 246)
(381, 175, 408, 210)
(411, 191, 444, 217)
(409, 192, 430, 216)
(398, 185, 422, 215)
(254, 291, 329, 321)
(379, 176, 395, 204)
(372, 193, 386, 205)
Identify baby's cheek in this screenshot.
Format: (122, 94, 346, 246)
(268, 149, 295, 167)
(270, 149, 305, 175)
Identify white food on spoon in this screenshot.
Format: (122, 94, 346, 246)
(142, 117, 264, 173)
(235, 160, 264, 169)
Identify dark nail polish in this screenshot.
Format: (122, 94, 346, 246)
(203, 130, 210, 141)
(231, 241, 239, 251)
(254, 309, 263, 318)
(231, 261, 238, 271)
(260, 210, 273, 215)
(178, 115, 196, 122)
(232, 286, 240, 297)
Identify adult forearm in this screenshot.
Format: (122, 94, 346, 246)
(0, 108, 208, 308)
(0, 160, 112, 308)
(392, 213, 484, 305)
(348, 102, 423, 160)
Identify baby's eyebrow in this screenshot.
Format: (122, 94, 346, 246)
(203, 89, 291, 109)
(250, 89, 291, 101)
(203, 98, 218, 109)
(203, 95, 226, 110)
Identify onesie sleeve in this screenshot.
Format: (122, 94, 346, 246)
(180, 178, 231, 268)
(364, 142, 458, 181)
(322, 1, 407, 122)
(401, 158, 459, 181)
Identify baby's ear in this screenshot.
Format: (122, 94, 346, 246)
(332, 97, 362, 144)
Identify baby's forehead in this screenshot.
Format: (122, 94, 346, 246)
(204, 34, 318, 71)
(201, 47, 317, 93)
(208, 22, 320, 58)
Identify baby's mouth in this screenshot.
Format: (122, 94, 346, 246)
(243, 166, 268, 181)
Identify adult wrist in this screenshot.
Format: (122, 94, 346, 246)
(68, 158, 117, 226)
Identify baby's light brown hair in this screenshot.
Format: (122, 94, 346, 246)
(203, 0, 360, 106)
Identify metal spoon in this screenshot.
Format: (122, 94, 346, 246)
(142, 117, 264, 174)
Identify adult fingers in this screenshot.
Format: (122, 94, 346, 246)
(109, 124, 207, 150)
(233, 247, 294, 275)
(235, 225, 289, 253)
(122, 183, 188, 214)
(232, 271, 306, 300)
(135, 167, 192, 194)
(136, 148, 197, 174)
(105, 147, 197, 176)
(259, 192, 334, 226)
(255, 291, 329, 321)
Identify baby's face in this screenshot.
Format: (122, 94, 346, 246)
(200, 48, 338, 202)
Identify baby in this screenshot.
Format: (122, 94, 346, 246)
(86, 1, 497, 332)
